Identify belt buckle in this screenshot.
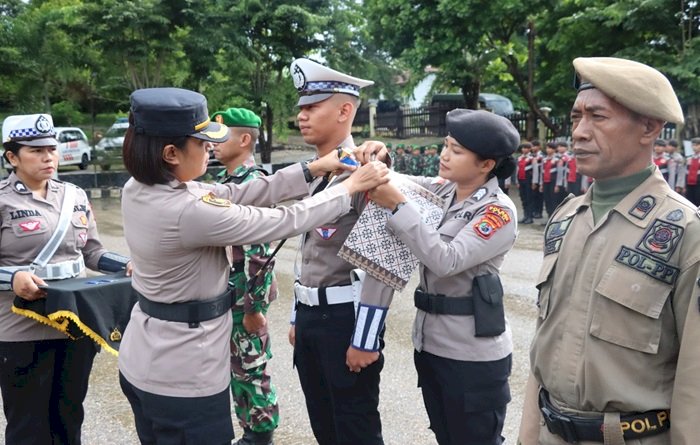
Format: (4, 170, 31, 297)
(540, 403, 579, 443)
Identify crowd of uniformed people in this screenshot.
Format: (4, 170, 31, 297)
(1, 54, 699, 445)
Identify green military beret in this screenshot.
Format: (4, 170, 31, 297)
(210, 107, 261, 128)
(386, 142, 393, 148)
(396, 143, 405, 149)
(430, 144, 438, 149)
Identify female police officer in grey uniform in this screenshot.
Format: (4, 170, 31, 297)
(370, 109, 520, 445)
(117, 87, 388, 445)
(0, 113, 131, 444)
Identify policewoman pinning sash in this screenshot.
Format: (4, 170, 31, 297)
(116, 87, 388, 445)
(0, 114, 131, 444)
(518, 58, 700, 445)
(370, 109, 520, 445)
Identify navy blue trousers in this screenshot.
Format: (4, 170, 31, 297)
(294, 301, 384, 445)
(414, 350, 512, 445)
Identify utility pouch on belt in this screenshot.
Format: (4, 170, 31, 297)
(472, 273, 505, 337)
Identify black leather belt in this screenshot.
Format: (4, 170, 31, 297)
(414, 289, 474, 315)
(538, 389, 670, 443)
(136, 290, 233, 328)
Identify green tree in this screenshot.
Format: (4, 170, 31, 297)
(365, 0, 556, 137)
(536, 0, 700, 137)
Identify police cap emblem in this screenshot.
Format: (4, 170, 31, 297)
(292, 64, 306, 91)
(35, 115, 52, 134)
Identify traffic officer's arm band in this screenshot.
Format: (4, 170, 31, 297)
(350, 303, 388, 352)
(97, 252, 131, 273)
(0, 268, 13, 285)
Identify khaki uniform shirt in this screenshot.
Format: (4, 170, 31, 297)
(531, 168, 700, 444)
(388, 176, 516, 361)
(0, 173, 107, 341)
(299, 136, 394, 310)
(118, 163, 352, 397)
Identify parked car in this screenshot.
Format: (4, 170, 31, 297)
(1, 127, 91, 173)
(55, 127, 92, 169)
(94, 118, 128, 170)
(95, 118, 128, 152)
(430, 92, 515, 116)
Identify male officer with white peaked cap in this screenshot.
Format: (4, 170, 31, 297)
(287, 58, 394, 445)
(518, 57, 700, 445)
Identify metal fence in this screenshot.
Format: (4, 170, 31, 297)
(355, 106, 677, 141)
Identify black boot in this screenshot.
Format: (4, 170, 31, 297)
(234, 429, 274, 445)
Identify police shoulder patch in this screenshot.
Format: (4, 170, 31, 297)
(201, 192, 231, 207)
(473, 206, 511, 239)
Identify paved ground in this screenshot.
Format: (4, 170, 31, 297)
(0, 161, 549, 444)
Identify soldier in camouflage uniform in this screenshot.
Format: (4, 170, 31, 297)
(422, 144, 440, 176)
(393, 143, 407, 173)
(407, 144, 424, 175)
(211, 107, 278, 445)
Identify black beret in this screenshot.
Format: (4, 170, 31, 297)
(446, 109, 519, 158)
(130, 88, 229, 143)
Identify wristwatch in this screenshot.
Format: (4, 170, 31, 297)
(392, 201, 407, 215)
(300, 161, 314, 183)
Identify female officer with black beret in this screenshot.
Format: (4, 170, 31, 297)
(117, 87, 388, 445)
(369, 109, 519, 445)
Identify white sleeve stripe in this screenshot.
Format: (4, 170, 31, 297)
(363, 308, 385, 350)
(353, 306, 369, 348)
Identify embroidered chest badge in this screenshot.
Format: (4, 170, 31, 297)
(19, 220, 41, 232)
(201, 193, 231, 207)
(543, 215, 574, 256)
(629, 195, 656, 220)
(315, 227, 337, 240)
(637, 219, 684, 262)
(473, 206, 510, 239)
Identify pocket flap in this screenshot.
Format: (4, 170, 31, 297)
(474, 274, 503, 304)
(536, 254, 558, 290)
(595, 263, 672, 319)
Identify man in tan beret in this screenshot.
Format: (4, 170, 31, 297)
(518, 57, 699, 445)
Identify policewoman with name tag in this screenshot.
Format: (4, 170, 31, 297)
(518, 58, 700, 445)
(117, 87, 388, 445)
(369, 109, 519, 445)
(0, 114, 132, 445)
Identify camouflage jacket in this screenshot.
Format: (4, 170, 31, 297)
(218, 157, 277, 314)
(422, 154, 440, 177)
(408, 155, 424, 176)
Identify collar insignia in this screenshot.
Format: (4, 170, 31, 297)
(14, 182, 27, 192)
(629, 195, 656, 220)
(471, 187, 487, 201)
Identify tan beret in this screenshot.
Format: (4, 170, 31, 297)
(573, 57, 684, 124)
